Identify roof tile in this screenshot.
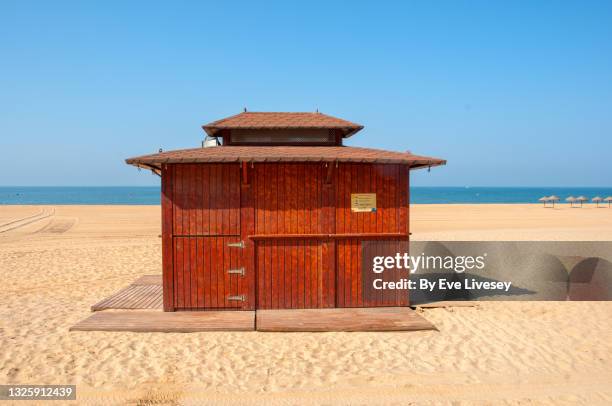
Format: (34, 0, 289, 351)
(203, 112, 363, 137)
(126, 146, 446, 171)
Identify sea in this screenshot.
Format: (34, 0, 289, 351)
(1, 186, 611, 205)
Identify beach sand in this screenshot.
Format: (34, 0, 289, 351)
(1, 204, 611, 405)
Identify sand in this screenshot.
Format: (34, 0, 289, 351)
(1, 204, 611, 405)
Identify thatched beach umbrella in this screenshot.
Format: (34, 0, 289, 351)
(592, 196, 603, 208)
(538, 196, 550, 207)
(549, 195, 560, 207)
(566, 196, 576, 207)
(576, 196, 588, 207)
(605, 196, 612, 208)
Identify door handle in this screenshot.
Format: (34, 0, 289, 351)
(227, 267, 245, 276)
(227, 241, 245, 248)
(227, 295, 246, 302)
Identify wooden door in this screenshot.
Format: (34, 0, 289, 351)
(255, 239, 335, 309)
(251, 163, 335, 309)
(336, 239, 409, 307)
(173, 236, 247, 309)
(166, 163, 247, 310)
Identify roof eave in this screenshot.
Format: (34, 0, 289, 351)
(342, 125, 364, 138)
(125, 159, 162, 176)
(202, 125, 364, 138)
(408, 159, 447, 171)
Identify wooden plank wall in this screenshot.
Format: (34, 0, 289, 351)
(337, 240, 409, 307)
(335, 164, 407, 234)
(165, 162, 409, 311)
(172, 164, 240, 236)
(254, 163, 324, 234)
(251, 162, 409, 309)
(334, 164, 409, 307)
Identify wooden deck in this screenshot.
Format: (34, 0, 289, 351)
(70, 310, 255, 332)
(256, 307, 436, 332)
(133, 274, 162, 285)
(91, 275, 162, 311)
(78, 276, 436, 332)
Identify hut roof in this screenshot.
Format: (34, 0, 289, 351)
(126, 145, 446, 172)
(202, 112, 364, 138)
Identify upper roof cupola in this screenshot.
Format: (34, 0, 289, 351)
(202, 111, 363, 146)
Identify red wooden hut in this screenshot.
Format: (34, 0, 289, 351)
(126, 112, 445, 311)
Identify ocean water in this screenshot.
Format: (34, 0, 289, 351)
(0, 186, 611, 205)
(0, 187, 160, 205)
(409, 187, 612, 204)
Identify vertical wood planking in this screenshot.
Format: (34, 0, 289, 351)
(174, 237, 183, 308)
(210, 164, 219, 235)
(170, 237, 245, 310)
(189, 165, 197, 235)
(168, 162, 409, 310)
(406, 167, 410, 238)
(334, 163, 406, 236)
(216, 238, 224, 307)
(170, 163, 243, 310)
(297, 240, 305, 308)
(188, 237, 196, 308)
(161, 164, 174, 311)
(241, 162, 256, 310)
(321, 162, 336, 308)
(182, 234, 190, 308)
(173, 165, 182, 236)
(195, 165, 202, 235)
(399, 165, 408, 235)
(202, 165, 210, 235)
(229, 165, 238, 233)
(222, 236, 230, 307)
(172, 163, 240, 237)
(256, 238, 329, 310)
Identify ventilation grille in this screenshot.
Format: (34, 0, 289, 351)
(230, 129, 335, 145)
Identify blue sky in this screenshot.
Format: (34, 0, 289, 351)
(1, 1, 611, 186)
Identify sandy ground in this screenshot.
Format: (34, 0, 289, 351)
(1, 204, 611, 405)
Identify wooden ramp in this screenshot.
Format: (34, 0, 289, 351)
(70, 310, 255, 332)
(256, 307, 436, 332)
(91, 275, 162, 311)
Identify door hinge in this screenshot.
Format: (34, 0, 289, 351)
(227, 295, 246, 302)
(227, 267, 245, 276)
(227, 241, 245, 248)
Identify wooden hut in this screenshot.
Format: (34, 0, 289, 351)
(126, 112, 445, 311)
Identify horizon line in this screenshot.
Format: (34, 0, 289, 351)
(1, 185, 612, 189)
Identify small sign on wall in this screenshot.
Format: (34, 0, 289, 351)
(351, 193, 377, 212)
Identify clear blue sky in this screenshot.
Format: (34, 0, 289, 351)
(1, 1, 611, 186)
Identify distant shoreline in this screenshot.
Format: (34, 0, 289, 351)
(1, 186, 611, 205)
